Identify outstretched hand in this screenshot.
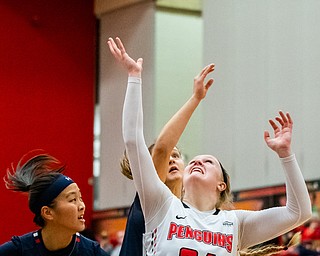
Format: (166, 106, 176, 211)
(264, 111, 293, 158)
(193, 64, 215, 100)
(107, 37, 143, 77)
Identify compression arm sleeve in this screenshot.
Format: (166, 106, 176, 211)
(236, 154, 311, 250)
(122, 77, 173, 231)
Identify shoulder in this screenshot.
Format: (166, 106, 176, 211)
(78, 234, 99, 248)
(0, 231, 38, 256)
(0, 239, 19, 256)
(78, 234, 109, 255)
(220, 209, 239, 218)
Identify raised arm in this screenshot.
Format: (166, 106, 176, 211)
(237, 111, 312, 249)
(152, 64, 215, 183)
(108, 37, 172, 226)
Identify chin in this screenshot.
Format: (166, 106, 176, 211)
(171, 171, 182, 177)
(78, 225, 86, 232)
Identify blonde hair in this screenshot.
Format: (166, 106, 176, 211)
(216, 162, 233, 209)
(239, 232, 301, 256)
(120, 150, 133, 180)
(120, 144, 155, 180)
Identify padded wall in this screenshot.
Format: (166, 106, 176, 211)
(0, 0, 96, 243)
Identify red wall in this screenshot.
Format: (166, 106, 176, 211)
(0, 0, 96, 243)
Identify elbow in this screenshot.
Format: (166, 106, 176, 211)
(302, 198, 313, 222)
(300, 207, 312, 224)
(295, 205, 312, 227)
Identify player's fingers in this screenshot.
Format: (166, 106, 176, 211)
(115, 37, 126, 54)
(264, 130, 270, 142)
(286, 112, 293, 125)
(275, 117, 284, 127)
(205, 79, 214, 90)
(279, 111, 288, 124)
(269, 119, 279, 131)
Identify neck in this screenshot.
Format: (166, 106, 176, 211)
(183, 189, 218, 211)
(41, 226, 74, 251)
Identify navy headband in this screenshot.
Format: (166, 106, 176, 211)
(32, 174, 74, 214)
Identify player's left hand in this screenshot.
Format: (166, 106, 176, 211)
(264, 111, 293, 158)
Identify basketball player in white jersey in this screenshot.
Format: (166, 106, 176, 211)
(109, 37, 312, 256)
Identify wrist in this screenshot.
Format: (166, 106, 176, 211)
(128, 71, 141, 78)
(277, 149, 292, 158)
(190, 94, 202, 103)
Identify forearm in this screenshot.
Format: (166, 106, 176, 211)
(281, 154, 311, 223)
(157, 94, 200, 148)
(122, 77, 143, 148)
(152, 63, 214, 179)
(152, 95, 201, 179)
(237, 154, 311, 249)
(122, 76, 172, 222)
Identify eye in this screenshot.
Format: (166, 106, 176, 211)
(172, 153, 180, 159)
(205, 159, 213, 164)
(188, 160, 195, 165)
(70, 198, 77, 202)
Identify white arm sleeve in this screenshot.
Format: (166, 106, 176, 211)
(122, 77, 173, 231)
(236, 154, 312, 250)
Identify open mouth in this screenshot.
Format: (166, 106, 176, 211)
(190, 167, 204, 174)
(169, 166, 178, 173)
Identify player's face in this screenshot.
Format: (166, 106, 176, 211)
(183, 155, 225, 193)
(165, 147, 184, 184)
(50, 183, 86, 234)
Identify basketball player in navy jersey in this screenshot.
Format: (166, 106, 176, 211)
(0, 151, 109, 256)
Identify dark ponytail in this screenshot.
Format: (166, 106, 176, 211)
(4, 152, 66, 227)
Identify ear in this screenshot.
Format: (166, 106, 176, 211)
(41, 206, 54, 221)
(217, 181, 226, 192)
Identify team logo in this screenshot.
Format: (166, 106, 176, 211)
(223, 221, 233, 226)
(167, 222, 233, 252)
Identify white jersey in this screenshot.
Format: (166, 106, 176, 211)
(144, 197, 239, 256)
(122, 76, 311, 256)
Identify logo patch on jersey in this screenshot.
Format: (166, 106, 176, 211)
(176, 215, 187, 219)
(167, 222, 233, 253)
(223, 221, 233, 226)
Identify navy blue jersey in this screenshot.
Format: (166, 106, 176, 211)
(119, 193, 145, 256)
(0, 230, 110, 256)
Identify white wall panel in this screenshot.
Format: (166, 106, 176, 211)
(203, 0, 320, 190)
(155, 10, 203, 163)
(97, 2, 155, 210)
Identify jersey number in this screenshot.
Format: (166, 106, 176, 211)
(179, 247, 215, 256)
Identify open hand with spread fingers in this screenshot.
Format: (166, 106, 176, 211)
(264, 111, 293, 158)
(193, 64, 215, 101)
(107, 37, 143, 77)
